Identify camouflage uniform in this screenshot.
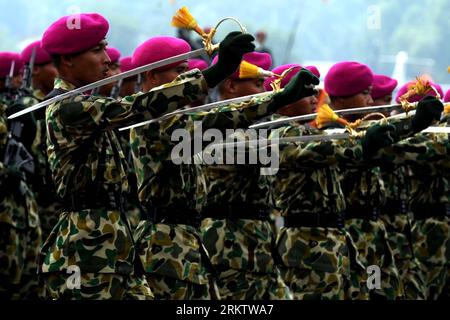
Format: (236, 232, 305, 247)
(268, 124, 368, 300)
(195, 94, 293, 300)
(41, 70, 208, 300)
(0, 102, 43, 300)
(379, 166, 427, 300)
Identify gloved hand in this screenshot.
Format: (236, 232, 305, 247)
(412, 96, 444, 133)
(270, 68, 320, 109)
(361, 124, 396, 159)
(203, 31, 255, 88)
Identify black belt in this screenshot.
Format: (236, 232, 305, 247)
(201, 204, 270, 221)
(412, 203, 450, 220)
(146, 206, 201, 228)
(62, 191, 122, 211)
(345, 203, 380, 221)
(284, 212, 345, 229)
(381, 200, 408, 216)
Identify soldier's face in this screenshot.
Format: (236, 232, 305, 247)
(11, 74, 22, 89)
(278, 94, 319, 117)
(34, 62, 58, 93)
(371, 95, 392, 106)
(333, 87, 374, 110)
(153, 63, 189, 87)
(70, 41, 110, 86)
(99, 62, 121, 96)
(227, 78, 265, 99)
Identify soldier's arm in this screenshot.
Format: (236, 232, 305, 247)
(58, 70, 208, 129)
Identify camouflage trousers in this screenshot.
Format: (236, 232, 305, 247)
(343, 230, 369, 300)
(345, 218, 402, 300)
(411, 216, 450, 300)
(201, 218, 292, 300)
(135, 221, 219, 300)
(380, 213, 427, 300)
(0, 223, 44, 300)
(276, 226, 350, 300)
(44, 272, 153, 300)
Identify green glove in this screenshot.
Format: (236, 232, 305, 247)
(270, 68, 320, 109)
(362, 124, 396, 159)
(412, 96, 444, 132)
(202, 31, 255, 88)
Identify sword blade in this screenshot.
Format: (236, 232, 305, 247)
(118, 91, 275, 131)
(8, 48, 206, 119)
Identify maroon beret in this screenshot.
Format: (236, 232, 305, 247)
(371, 74, 398, 100)
(21, 40, 53, 65)
(42, 13, 109, 55)
(0, 52, 24, 78)
(325, 61, 374, 97)
(106, 47, 121, 64)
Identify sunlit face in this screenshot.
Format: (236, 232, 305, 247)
(333, 87, 374, 110)
(69, 40, 110, 86)
(223, 78, 265, 100)
(99, 61, 121, 96)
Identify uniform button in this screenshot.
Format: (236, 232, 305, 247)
(310, 240, 318, 247)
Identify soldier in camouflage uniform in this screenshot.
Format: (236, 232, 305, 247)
(129, 34, 255, 300)
(38, 13, 228, 300)
(19, 40, 61, 243)
(325, 62, 403, 299)
(0, 52, 44, 300)
(197, 55, 322, 300)
(371, 74, 427, 299)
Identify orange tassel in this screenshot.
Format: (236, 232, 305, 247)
(444, 104, 450, 115)
(315, 104, 349, 129)
(171, 6, 205, 36)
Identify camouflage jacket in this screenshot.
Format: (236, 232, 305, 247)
(41, 70, 209, 274)
(268, 124, 364, 216)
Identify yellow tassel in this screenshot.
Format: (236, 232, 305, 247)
(239, 60, 274, 79)
(239, 61, 260, 79)
(315, 104, 349, 129)
(171, 6, 205, 36)
(444, 104, 450, 115)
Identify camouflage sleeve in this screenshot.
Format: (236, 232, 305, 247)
(188, 91, 277, 130)
(270, 125, 364, 168)
(370, 132, 450, 167)
(58, 69, 208, 130)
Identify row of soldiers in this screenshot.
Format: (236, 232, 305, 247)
(0, 12, 449, 300)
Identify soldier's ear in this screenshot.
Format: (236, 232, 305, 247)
(60, 55, 74, 68)
(224, 78, 235, 94)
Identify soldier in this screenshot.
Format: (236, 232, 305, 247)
(38, 13, 238, 300)
(188, 59, 209, 71)
(370, 74, 397, 107)
(119, 57, 138, 98)
(130, 34, 258, 300)
(370, 74, 427, 299)
(0, 51, 43, 300)
(0, 52, 23, 98)
(393, 83, 449, 300)
(20, 40, 60, 242)
(98, 47, 122, 97)
(325, 61, 402, 299)
(197, 52, 317, 300)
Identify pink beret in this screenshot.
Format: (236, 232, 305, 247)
(188, 58, 208, 71)
(42, 13, 109, 55)
(0, 52, 24, 78)
(106, 47, 121, 64)
(324, 61, 374, 97)
(395, 80, 444, 103)
(212, 52, 272, 80)
(305, 65, 321, 79)
(263, 64, 302, 91)
(132, 36, 191, 71)
(371, 74, 398, 100)
(21, 40, 52, 65)
(444, 89, 450, 103)
(119, 56, 135, 73)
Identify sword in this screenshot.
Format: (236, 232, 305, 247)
(118, 91, 275, 131)
(249, 103, 411, 130)
(422, 126, 450, 134)
(8, 48, 207, 119)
